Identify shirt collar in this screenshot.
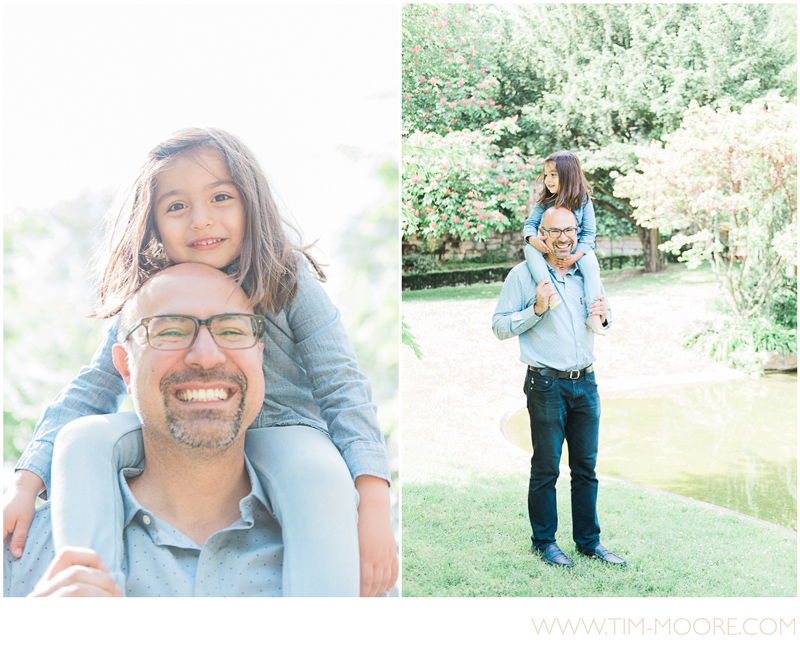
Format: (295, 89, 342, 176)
(119, 453, 272, 531)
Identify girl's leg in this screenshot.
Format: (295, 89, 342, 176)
(576, 251, 606, 335)
(244, 425, 360, 597)
(525, 244, 561, 309)
(50, 412, 144, 591)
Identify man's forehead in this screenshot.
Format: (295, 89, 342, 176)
(132, 268, 251, 319)
(543, 207, 577, 228)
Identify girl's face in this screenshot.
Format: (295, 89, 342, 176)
(153, 148, 245, 269)
(543, 161, 560, 195)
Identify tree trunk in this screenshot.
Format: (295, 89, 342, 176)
(636, 224, 664, 273)
(592, 194, 664, 273)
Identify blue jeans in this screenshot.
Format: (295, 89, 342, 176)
(51, 413, 360, 596)
(524, 368, 601, 552)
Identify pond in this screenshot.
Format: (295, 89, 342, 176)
(503, 373, 797, 531)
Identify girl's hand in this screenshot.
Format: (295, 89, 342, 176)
(3, 469, 45, 558)
(555, 252, 582, 269)
(590, 294, 609, 324)
(355, 475, 398, 597)
(527, 234, 551, 254)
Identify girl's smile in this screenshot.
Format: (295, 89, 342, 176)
(153, 148, 245, 269)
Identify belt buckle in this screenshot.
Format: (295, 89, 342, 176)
(569, 370, 581, 380)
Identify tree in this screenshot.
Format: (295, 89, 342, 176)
(402, 4, 538, 246)
(402, 115, 535, 242)
(615, 93, 796, 321)
(488, 3, 796, 271)
(402, 3, 504, 136)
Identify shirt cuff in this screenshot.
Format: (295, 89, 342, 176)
(15, 441, 53, 500)
(340, 441, 392, 486)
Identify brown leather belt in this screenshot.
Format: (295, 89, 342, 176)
(528, 365, 593, 380)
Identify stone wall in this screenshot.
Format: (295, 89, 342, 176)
(403, 232, 643, 262)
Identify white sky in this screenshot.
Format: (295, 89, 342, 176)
(3, 3, 399, 257)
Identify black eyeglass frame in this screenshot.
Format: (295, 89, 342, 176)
(124, 313, 266, 350)
(542, 227, 578, 238)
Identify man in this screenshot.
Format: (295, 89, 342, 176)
(492, 206, 626, 568)
(4, 264, 285, 596)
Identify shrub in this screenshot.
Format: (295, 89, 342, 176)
(403, 253, 441, 274)
(682, 315, 796, 373)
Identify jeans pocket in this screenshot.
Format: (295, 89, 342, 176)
(529, 374, 555, 392)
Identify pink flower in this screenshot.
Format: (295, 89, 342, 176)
(477, 224, 484, 232)
(454, 216, 460, 223)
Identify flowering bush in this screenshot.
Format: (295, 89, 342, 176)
(616, 93, 796, 321)
(402, 4, 538, 244)
(402, 116, 538, 241)
(402, 3, 504, 135)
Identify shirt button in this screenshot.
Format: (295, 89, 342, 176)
(142, 515, 151, 525)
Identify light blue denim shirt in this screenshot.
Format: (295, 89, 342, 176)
(492, 262, 611, 371)
(17, 267, 390, 495)
(523, 196, 596, 256)
(4, 456, 283, 597)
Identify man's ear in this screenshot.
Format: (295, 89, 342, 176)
(112, 344, 133, 394)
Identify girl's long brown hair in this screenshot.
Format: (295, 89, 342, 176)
(535, 150, 592, 212)
(91, 127, 324, 319)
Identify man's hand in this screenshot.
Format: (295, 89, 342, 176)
(527, 232, 551, 254)
(589, 294, 609, 325)
(355, 475, 398, 597)
(534, 279, 558, 315)
(3, 469, 44, 558)
(28, 547, 123, 597)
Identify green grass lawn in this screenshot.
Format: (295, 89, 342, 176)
(401, 263, 797, 598)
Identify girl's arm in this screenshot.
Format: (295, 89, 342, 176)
(575, 197, 597, 255)
(285, 270, 390, 484)
(523, 204, 546, 244)
(15, 321, 128, 498)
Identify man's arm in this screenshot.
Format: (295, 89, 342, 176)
(492, 270, 556, 340)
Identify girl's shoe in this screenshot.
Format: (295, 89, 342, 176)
(548, 294, 562, 310)
(586, 314, 606, 336)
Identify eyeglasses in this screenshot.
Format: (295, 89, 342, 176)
(543, 227, 577, 237)
(124, 314, 265, 350)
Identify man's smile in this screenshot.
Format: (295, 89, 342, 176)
(175, 387, 232, 403)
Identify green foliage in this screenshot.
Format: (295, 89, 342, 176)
(401, 317, 423, 360)
(402, 3, 504, 135)
(616, 93, 797, 320)
(766, 273, 798, 330)
(402, 253, 440, 274)
(402, 264, 512, 291)
(486, 4, 797, 239)
(4, 193, 111, 463)
(402, 116, 536, 241)
(335, 158, 399, 444)
(682, 315, 796, 374)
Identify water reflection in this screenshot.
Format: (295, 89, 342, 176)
(504, 373, 797, 530)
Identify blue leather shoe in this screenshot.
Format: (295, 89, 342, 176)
(578, 543, 626, 566)
(532, 543, 574, 568)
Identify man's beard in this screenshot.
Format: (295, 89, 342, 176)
(160, 369, 247, 449)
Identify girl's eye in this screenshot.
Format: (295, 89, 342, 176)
(166, 202, 187, 213)
(212, 193, 232, 203)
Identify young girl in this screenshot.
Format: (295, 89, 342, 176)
(524, 151, 605, 335)
(3, 128, 397, 597)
